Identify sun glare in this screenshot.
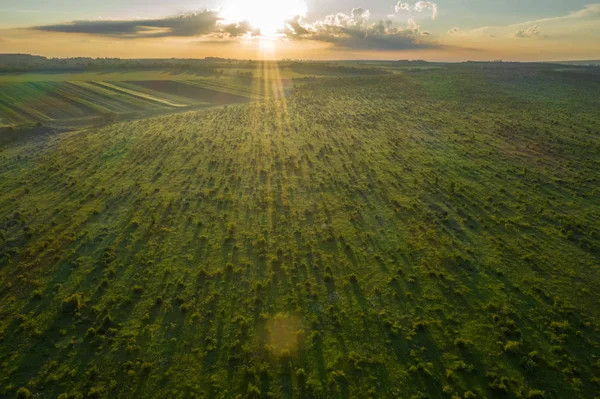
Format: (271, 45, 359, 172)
(220, 0, 307, 37)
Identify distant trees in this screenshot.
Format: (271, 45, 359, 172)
(234, 71, 254, 80)
(0, 55, 225, 74)
(289, 62, 392, 76)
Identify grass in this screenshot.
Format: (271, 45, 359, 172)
(0, 63, 599, 398)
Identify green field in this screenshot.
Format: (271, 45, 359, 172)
(0, 62, 414, 127)
(0, 63, 600, 398)
(0, 77, 272, 126)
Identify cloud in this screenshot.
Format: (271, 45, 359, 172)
(467, 3, 600, 37)
(26, 1, 445, 50)
(448, 27, 460, 35)
(395, 1, 438, 20)
(220, 20, 260, 37)
(190, 38, 239, 45)
(285, 16, 310, 36)
(544, 3, 600, 21)
(31, 11, 228, 39)
(515, 25, 540, 38)
(281, 7, 441, 51)
(312, 8, 371, 30)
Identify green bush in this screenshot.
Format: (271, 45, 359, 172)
(504, 341, 521, 353)
(526, 389, 546, 398)
(16, 387, 31, 399)
(246, 383, 260, 399)
(62, 294, 83, 313)
(132, 285, 144, 294)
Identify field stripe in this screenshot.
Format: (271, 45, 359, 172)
(111, 82, 197, 106)
(181, 79, 266, 99)
(67, 81, 164, 112)
(93, 82, 188, 107)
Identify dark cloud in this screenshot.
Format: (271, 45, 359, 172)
(221, 20, 260, 37)
(31, 11, 227, 39)
(190, 39, 239, 46)
(282, 10, 441, 51)
(305, 27, 438, 50)
(284, 16, 310, 36)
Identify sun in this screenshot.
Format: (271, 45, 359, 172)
(220, 0, 307, 37)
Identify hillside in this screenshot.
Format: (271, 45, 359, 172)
(0, 66, 599, 398)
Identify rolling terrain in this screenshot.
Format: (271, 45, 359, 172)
(0, 64, 599, 398)
(0, 60, 388, 126)
(0, 78, 265, 126)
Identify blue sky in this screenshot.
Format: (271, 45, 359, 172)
(0, 0, 592, 27)
(0, 0, 599, 60)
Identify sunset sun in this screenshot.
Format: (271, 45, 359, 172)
(220, 0, 307, 37)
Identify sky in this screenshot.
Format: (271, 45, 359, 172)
(0, 0, 599, 60)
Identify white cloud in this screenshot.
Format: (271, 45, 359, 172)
(282, 7, 441, 50)
(395, 1, 438, 20)
(515, 25, 540, 38)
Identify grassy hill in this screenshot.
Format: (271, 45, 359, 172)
(0, 65, 599, 398)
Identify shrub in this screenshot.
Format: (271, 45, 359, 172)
(141, 362, 153, 373)
(102, 315, 113, 326)
(132, 285, 143, 294)
(487, 372, 509, 392)
(191, 312, 201, 321)
(246, 383, 260, 399)
(62, 294, 83, 313)
(521, 351, 539, 372)
(504, 340, 521, 353)
(16, 387, 31, 399)
(296, 368, 306, 382)
(87, 386, 106, 398)
(454, 337, 472, 348)
(526, 389, 546, 398)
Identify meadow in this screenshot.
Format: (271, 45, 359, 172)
(0, 62, 599, 399)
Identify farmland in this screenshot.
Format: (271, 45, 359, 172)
(0, 62, 600, 399)
(0, 76, 266, 126)
(0, 61, 398, 126)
